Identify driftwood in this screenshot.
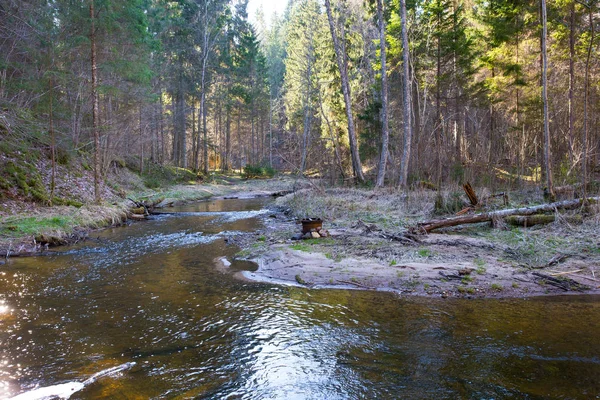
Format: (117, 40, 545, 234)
(532, 271, 590, 292)
(413, 196, 600, 234)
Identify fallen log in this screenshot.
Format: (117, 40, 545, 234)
(532, 271, 590, 292)
(412, 196, 600, 234)
(505, 214, 555, 227)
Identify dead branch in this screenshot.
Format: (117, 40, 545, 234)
(462, 182, 478, 206)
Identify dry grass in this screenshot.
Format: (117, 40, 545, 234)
(276, 187, 438, 230)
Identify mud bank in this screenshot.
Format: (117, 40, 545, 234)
(232, 202, 600, 299)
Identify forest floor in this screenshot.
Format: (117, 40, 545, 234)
(229, 181, 600, 299)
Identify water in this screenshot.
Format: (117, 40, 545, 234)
(1, 198, 599, 399)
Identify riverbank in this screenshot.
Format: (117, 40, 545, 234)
(233, 185, 600, 298)
(0, 174, 295, 256)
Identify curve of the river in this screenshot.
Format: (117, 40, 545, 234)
(1, 198, 599, 399)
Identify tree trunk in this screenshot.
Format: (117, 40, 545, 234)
(375, 0, 389, 188)
(398, 0, 412, 188)
(49, 78, 56, 205)
(202, 90, 208, 172)
(324, 0, 365, 183)
(269, 96, 273, 168)
(225, 105, 231, 171)
(300, 60, 312, 175)
(139, 105, 143, 174)
(568, 1, 575, 165)
(90, 0, 101, 204)
(541, 0, 554, 200)
(582, 2, 594, 200)
(436, 8, 443, 186)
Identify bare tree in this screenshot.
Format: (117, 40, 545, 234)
(398, 0, 412, 188)
(324, 0, 365, 183)
(541, 0, 554, 200)
(375, 0, 390, 188)
(579, 0, 596, 200)
(90, 0, 101, 203)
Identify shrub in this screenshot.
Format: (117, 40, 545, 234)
(242, 164, 276, 179)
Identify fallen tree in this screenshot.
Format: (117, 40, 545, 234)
(412, 196, 599, 234)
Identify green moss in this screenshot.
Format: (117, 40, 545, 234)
(2, 158, 49, 203)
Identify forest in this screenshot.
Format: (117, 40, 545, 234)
(3, 2, 600, 397)
(1, 0, 598, 202)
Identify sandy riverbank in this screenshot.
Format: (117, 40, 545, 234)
(229, 187, 600, 299)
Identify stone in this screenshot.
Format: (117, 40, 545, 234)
(319, 230, 329, 237)
(310, 232, 320, 239)
(303, 232, 312, 239)
(291, 233, 303, 241)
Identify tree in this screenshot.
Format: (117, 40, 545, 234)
(541, 0, 555, 199)
(397, 0, 412, 188)
(90, 0, 101, 203)
(375, 0, 390, 188)
(324, 0, 365, 182)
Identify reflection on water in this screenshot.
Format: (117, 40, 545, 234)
(1, 198, 599, 399)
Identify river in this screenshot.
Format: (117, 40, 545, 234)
(1, 197, 599, 399)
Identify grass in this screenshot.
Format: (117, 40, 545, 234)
(457, 286, 476, 294)
(289, 242, 311, 252)
(490, 283, 503, 291)
(0, 203, 129, 247)
(276, 187, 436, 230)
(417, 248, 432, 258)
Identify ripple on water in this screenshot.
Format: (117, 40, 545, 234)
(2, 198, 600, 399)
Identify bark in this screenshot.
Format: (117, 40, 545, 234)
(225, 105, 231, 170)
(202, 91, 208, 172)
(462, 182, 478, 206)
(505, 214, 555, 227)
(398, 0, 412, 188)
(269, 96, 273, 168)
(413, 196, 599, 233)
(375, 0, 389, 188)
(139, 105, 143, 174)
(90, 0, 100, 204)
(49, 78, 55, 204)
(324, 0, 365, 183)
(541, 0, 555, 200)
(435, 8, 443, 186)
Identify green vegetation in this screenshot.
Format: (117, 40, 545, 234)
(457, 286, 475, 295)
(242, 164, 276, 179)
(290, 242, 312, 252)
(491, 283, 503, 292)
(417, 248, 432, 258)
